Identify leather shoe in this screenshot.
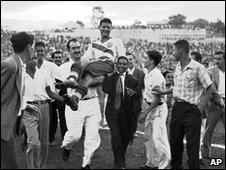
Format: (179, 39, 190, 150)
(63, 94, 78, 111)
(81, 165, 91, 169)
(61, 147, 71, 161)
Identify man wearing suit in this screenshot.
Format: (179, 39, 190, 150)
(202, 51, 225, 159)
(1, 32, 34, 169)
(103, 56, 141, 169)
(126, 52, 145, 140)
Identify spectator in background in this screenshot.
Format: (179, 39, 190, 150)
(189, 51, 208, 165)
(191, 51, 202, 63)
(162, 69, 174, 137)
(49, 51, 67, 146)
(202, 51, 225, 160)
(1, 31, 34, 169)
(126, 51, 145, 142)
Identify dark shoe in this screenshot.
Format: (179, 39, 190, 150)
(81, 165, 91, 169)
(61, 147, 71, 161)
(140, 165, 158, 169)
(63, 94, 78, 111)
(199, 159, 205, 166)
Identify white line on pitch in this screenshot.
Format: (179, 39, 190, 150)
(99, 126, 225, 150)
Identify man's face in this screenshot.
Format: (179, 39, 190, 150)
(213, 54, 225, 68)
(25, 44, 34, 62)
(35, 45, 45, 60)
(26, 54, 37, 70)
(127, 54, 135, 69)
(144, 53, 151, 69)
(117, 58, 128, 74)
(166, 72, 174, 86)
(99, 22, 112, 38)
(68, 41, 82, 61)
(173, 46, 182, 61)
(53, 53, 63, 66)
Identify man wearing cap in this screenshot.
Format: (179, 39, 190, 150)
(103, 56, 140, 169)
(1, 31, 35, 169)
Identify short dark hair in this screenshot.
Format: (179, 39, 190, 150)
(117, 55, 129, 64)
(51, 50, 63, 59)
(67, 38, 78, 50)
(215, 51, 224, 55)
(10, 31, 34, 53)
(146, 50, 162, 67)
(100, 18, 112, 27)
(191, 51, 202, 63)
(35, 41, 45, 48)
(174, 39, 189, 54)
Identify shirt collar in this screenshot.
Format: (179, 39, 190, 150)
(117, 71, 126, 77)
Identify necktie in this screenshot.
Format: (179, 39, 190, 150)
(114, 75, 123, 110)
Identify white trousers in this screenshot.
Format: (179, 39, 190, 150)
(61, 97, 101, 167)
(144, 103, 171, 169)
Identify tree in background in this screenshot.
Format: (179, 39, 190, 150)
(168, 14, 187, 29)
(192, 18, 209, 29)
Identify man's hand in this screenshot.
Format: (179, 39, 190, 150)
(126, 87, 135, 97)
(151, 86, 163, 95)
(198, 102, 205, 114)
(25, 104, 40, 116)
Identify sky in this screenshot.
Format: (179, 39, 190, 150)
(1, 1, 225, 29)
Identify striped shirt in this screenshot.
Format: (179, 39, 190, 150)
(173, 58, 212, 105)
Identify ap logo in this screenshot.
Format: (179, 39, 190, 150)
(209, 158, 223, 166)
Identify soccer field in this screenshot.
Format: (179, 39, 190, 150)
(15, 121, 225, 169)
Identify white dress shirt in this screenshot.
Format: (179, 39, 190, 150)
(18, 56, 26, 115)
(39, 59, 63, 93)
(24, 68, 52, 102)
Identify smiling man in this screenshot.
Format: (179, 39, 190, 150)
(102, 56, 140, 169)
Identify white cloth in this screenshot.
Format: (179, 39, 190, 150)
(39, 59, 63, 93)
(59, 59, 75, 81)
(18, 56, 26, 115)
(144, 103, 171, 169)
(82, 37, 126, 65)
(143, 67, 167, 105)
(218, 69, 225, 98)
(61, 97, 101, 167)
(128, 67, 135, 75)
(24, 68, 52, 102)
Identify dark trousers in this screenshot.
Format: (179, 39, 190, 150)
(49, 100, 67, 142)
(170, 101, 201, 169)
(107, 118, 133, 168)
(1, 135, 19, 169)
(132, 110, 141, 135)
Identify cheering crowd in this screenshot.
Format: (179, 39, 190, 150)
(1, 18, 225, 169)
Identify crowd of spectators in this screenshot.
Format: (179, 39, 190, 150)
(1, 28, 225, 71)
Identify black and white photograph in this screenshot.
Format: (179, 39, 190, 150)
(1, 1, 225, 169)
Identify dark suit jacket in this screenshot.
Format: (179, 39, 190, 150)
(103, 72, 140, 121)
(132, 67, 145, 113)
(1, 55, 22, 141)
